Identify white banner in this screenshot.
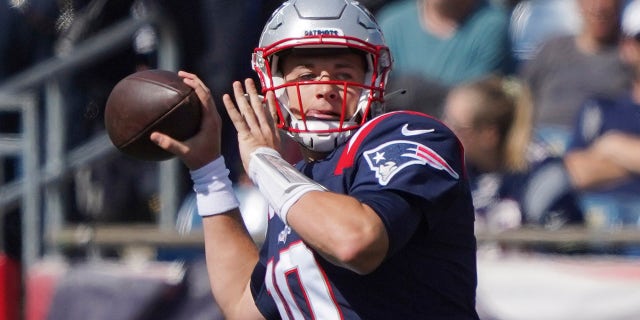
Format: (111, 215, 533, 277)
(477, 248, 640, 320)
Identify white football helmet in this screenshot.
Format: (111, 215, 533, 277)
(252, 0, 393, 153)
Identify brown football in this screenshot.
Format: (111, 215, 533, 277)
(104, 69, 202, 161)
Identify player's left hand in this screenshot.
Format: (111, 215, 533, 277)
(223, 78, 281, 173)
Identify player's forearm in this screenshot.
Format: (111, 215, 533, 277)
(189, 157, 262, 318)
(287, 191, 389, 275)
(247, 147, 389, 274)
(202, 212, 262, 319)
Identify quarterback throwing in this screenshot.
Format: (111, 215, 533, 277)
(152, 0, 479, 319)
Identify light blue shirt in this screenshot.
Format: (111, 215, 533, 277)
(377, 0, 512, 86)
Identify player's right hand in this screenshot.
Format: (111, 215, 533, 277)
(151, 70, 224, 170)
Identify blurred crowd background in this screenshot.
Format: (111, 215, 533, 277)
(1, 0, 640, 319)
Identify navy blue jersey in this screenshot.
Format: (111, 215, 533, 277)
(469, 157, 584, 228)
(568, 95, 640, 194)
(250, 111, 479, 319)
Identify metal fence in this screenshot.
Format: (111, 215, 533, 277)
(0, 8, 180, 270)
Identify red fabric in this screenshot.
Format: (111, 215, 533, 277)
(25, 260, 66, 320)
(0, 254, 20, 320)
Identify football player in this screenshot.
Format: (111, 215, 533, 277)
(152, 0, 479, 318)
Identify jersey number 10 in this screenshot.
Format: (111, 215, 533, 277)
(265, 241, 343, 319)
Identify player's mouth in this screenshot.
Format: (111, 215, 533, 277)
(305, 108, 342, 120)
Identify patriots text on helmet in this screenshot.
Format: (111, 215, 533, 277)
(304, 29, 341, 37)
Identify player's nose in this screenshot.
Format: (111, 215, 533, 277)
(314, 72, 338, 100)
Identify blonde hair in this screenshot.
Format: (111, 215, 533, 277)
(458, 75, 533, 172)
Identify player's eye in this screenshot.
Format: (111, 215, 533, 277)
(334, 72, 355, 81)
(297, 73, 317, 81)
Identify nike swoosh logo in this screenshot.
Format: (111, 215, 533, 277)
(401, 124, 435, 136)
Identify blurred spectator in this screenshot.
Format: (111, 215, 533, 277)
(509, 0, 582, 66)
(377, 0, 513, 115)
(521, 0, 631, 131)
(441, 75, 584, 232)
(563, 0, 640, 238)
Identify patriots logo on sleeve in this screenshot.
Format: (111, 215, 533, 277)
(363, 140, 459, 186)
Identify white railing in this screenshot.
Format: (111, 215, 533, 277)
(0, 93, 39, 268)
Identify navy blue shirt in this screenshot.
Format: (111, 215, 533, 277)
(568, 94, 640, 195)
(250, 111, 479, 319)
(468, 156, 584, 228)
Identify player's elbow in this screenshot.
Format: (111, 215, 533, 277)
(333, 230, 388, 275)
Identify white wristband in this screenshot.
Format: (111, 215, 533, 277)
(248, 147, 326, 224)
(190, 156, 240, 217)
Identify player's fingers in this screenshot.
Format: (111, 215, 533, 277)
(178, 70, 206, 90)
(265, 91, 281, 146)
(265, 91, 279, 132)
(178, 70, 208, 90)
(244, 79, 264, 114)
(223, 93, 250, 134)
(150, 131, 190, 156)
(177, 70, 195, 78)
(241, 79, 274, 145)
(151, 131, 218, 170)
(179, 71, 215, 113)
(188, 79, 212, 104)
(233, 81, 260, 132)
(245, 79, 272, 133)
(249, 89, 278, 147)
